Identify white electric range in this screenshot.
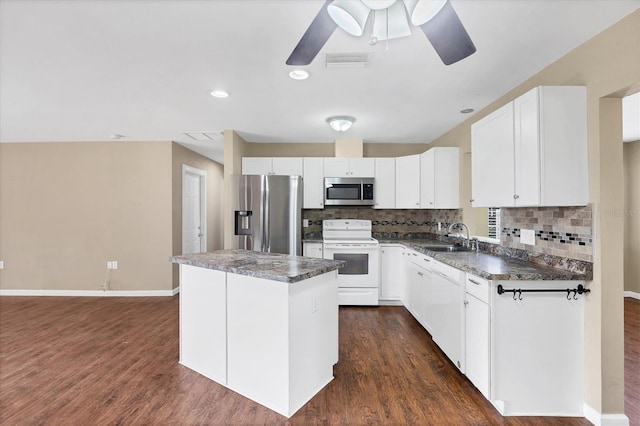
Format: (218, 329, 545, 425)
(322, 219, 379, 306)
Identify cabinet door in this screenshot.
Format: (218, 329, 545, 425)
(303, 242, 323, 258)
(272, 157, 303, 176)
(374, 158, 396, 209)
(420, 150, 435, 208)
(379, 245, 403, 300)
(513, 88, 541, 206)
(303, 158, 324, 209)
(434, 147, 459, 208)
(465, 293, 490, 398)
(349, 158, 375, 177)
(395, 155, 421, 209)
(471, 102, 515, 207)
(242, 157, 272, 175)
(323, 158, 350, 177)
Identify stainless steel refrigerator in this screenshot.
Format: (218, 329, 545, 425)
(230, 174, 303, 256)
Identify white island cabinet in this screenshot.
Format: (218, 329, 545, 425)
(172, 250, 343, 418)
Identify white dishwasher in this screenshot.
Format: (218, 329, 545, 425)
(431, 259, 465, 373)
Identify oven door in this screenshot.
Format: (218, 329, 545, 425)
(322, 243, 379, 288)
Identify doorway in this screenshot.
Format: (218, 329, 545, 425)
(182, 164, 207, 254)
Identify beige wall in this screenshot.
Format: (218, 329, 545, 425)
(244, 141, 429, 159)
(624, 140, 640, 294)
(0, 142, 174, 291)
(427, 10, 640, 417)
(334, 138, 363, 157)
(171, 143, 224, 288)
(223, 130, 248, 249)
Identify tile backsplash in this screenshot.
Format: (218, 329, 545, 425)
(501, 205, 593, 262)
(302, 208, 462, 240)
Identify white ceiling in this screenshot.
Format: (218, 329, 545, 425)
(1, 0, 639, 164)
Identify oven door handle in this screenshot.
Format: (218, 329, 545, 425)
(323, 244, 379, 250)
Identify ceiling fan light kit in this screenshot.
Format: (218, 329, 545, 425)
(327, 116, 355, 132)
(327, 0, 371, 36)
(287, 0, 475, 66)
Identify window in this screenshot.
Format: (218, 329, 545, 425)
(488, 208, 501, 240)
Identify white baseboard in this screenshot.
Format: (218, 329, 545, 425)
(0, 289, 177, 297)
(584, 403, 629, 426)
(378, 299, 403, 306)
(624, 291, 639, 300)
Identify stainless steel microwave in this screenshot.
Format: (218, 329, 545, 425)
(324, 177, 375, 206)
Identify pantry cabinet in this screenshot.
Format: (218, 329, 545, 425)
(471, 86, 587, 207)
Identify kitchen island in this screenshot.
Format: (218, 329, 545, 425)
(170, 250, 344, 418)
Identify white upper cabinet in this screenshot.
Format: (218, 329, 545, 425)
(242, 157, 303, 176)
(374, 158, 396, 209)
(471, 102, 515, 207)
(395, 154, 421, 209)
(471, 86, 587, 207)
(303, 157, 324, 209)
(323, 158, 375, 177)
(420, 147, 459, 209)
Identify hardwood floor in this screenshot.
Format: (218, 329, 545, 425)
(0, 295, 635, 425)
(625, 297, 640, 426)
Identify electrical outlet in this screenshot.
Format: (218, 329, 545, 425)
(111, 261, 118, 270)
(520, 229, 536, 246)
(438, 222, 442, 231)
(303, 219, 309, 228)
(0, 260, 4, 269)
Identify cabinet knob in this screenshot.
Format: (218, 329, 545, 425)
(470, 199, 474, 203)
(513, 194, 519, 199)
(415, 202, 419, 206)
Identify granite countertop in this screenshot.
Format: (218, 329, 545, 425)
(170, 249, 345, 283)
(379, 239, 592, 281)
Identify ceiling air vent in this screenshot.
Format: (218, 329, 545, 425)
(182, 131, 223, 141)
(325, 53, 369, 69)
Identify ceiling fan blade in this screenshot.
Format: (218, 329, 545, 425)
(419, 1, 476, 65)
(286, 0, 337, 66)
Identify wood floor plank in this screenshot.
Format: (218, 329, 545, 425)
(0, 295, 634, 425)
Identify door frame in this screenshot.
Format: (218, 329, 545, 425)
(182, 164, 207, 253)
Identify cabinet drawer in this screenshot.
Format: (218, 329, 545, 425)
(466, 274, 490, 304)
(432, 260, 463, 283)
(408, 250, 432, 270)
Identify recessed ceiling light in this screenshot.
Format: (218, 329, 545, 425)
(210, 89, 229, 98)
(109, 133, 125, 140)
(460, 108, 474, 114)
(289, 69, 310, 80)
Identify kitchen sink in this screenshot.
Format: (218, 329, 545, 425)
(426, 246, 472, 252)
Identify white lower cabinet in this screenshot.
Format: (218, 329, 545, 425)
(464, 274, 490, 399)
(431, 260, 465, 372)
(394, 248, 585, 417)
(379, 245, 404, 301)
(303, 242, 323, 258)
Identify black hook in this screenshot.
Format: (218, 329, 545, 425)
(573, 289, 578, 300)
(513, 291, 518, 301)
(518, 290, 523, 301)
(567, 289, 572, 300)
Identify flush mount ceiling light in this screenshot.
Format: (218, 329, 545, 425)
(210, 89, 229, 98)
(289, 69, 310, 80)
(327, 116, 355, 132)
(460, 108, 474, 114)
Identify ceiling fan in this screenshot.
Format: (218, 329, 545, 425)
(286, 0, 476, 66)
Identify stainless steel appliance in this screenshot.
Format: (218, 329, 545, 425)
(324, 177, 375, 206)
(230, 174, 303, 256)
(322, 219, 379, 305)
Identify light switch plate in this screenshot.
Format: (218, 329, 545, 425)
(0, 260, 4, 269)
(520, 229, 536, 246)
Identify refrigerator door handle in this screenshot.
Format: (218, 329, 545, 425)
(262, 182, 269, 252)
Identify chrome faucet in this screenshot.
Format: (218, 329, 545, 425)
(448, 222, 471, 248)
